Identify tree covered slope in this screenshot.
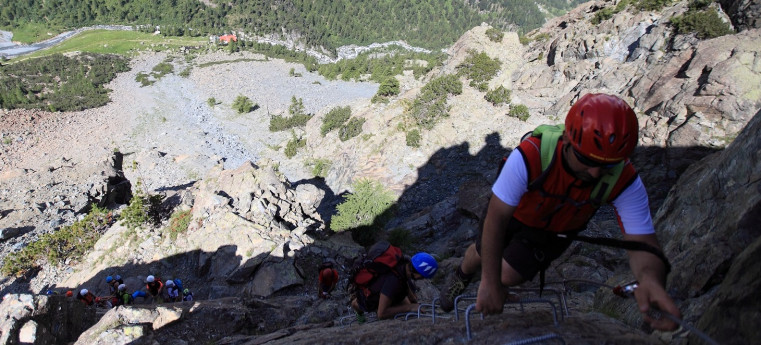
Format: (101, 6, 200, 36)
(0, 0, 584, 51)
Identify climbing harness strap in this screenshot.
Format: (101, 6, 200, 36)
(556, 233, 671, 274)
(537, 233, 671, 297)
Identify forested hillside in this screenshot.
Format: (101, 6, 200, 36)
(0, 0, 584, 52)
(0, 53, 130, 111)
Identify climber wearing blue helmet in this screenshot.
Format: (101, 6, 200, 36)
(350, 242, 439, 321)
(376, 251, 437, 319)
(106, 274, 124, 296)
(411, 252, 439, 278)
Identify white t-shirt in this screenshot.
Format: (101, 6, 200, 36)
(492, 149, 655, 235)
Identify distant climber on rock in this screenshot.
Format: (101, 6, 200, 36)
(76, 288, 96, 306)
(318, 260, 339, 299)
(145, 275, 164, 303)
(116, 284, 134, 306)
(349, 241, 438, 321)
(182, 288, 194, 301)
(106, 275, 123, 296)
(437, 93, 680, 331)
(165, 279, 182, 302)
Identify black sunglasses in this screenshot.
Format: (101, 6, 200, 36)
(571, 146, 619, 169)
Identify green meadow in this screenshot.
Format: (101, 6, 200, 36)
(20, 30, 207, 60)
(3, 22, 66, 44)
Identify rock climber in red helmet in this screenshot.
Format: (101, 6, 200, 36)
(438, 93, 680, 331)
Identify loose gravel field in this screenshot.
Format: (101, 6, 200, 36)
(0, 50, 377, 293)
(1, 50, 378, 190)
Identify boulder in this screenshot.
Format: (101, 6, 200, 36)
(0, 294, 96, 345)
(86, 151, 132, 210)
(245, 250, 303, 298)
(0, 227, 20, 240)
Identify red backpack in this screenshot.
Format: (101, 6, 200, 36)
(347, 241, 404, 308)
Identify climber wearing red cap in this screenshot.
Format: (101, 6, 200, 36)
(438, 93, 681, 331)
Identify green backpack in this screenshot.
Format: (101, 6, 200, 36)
(524, 124, 625, 207)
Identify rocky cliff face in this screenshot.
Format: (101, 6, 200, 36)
(594, 107, 761, 345)
(1, 0, 760, 344)
(0, 294, 96, 345)
(512, 0, 760, 211)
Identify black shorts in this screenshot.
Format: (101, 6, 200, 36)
(357, 271, 407, 312)
(475, 217, 575, 281)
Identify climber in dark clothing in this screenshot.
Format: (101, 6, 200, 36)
(145, 275, 164, 303)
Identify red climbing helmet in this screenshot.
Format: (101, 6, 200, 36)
(564, 93, 639, 163)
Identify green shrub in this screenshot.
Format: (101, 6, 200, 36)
(371, 94, 387, 104)
(378, 77, 400, 97)
(269, 113, 312, 132)
(271, 96, 311, 131)
(485, 27, 504, 42)
(168, 209, 192, 240)
(406, 129, 421, 147)
(372, 77, 401, 103)
(424, 74, 463, 96)
(331, 179, 396, 246)
(408, 74, 462, 129)
(533, 33, 551, 42)
(226, 39, 239, 54)
(2, 207, 111, 277)
(457, 50, 501, 91)
(689, 0, 713, 10)
(321, 106, 351, 136)
(306, 158, 332, 177)
(671, 7, 734, 39)
(339, 117, 366, 142)
(135, 72, 153, 86)
(151, 62, 174, 77)
(120, 191, 149, 230)
(0, 53, 131, 111)
(178, 67, 191, 77)
(146, 193, 165, 225)
(232, 95, 256, 113)
(284, 133, 306, 158)
(592, 0, 631, 24)
(637, 0, 673, 11)
(288, 67, 302, 77)
(509, 104, 530, 121)
(118, 175, 165, 230)
(485, 86, 512, 106)
(207, 97, 217, 107)
(289, 96, 306, 117)
(134, 61, 175, 87)
(592, 8, 616, 25)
